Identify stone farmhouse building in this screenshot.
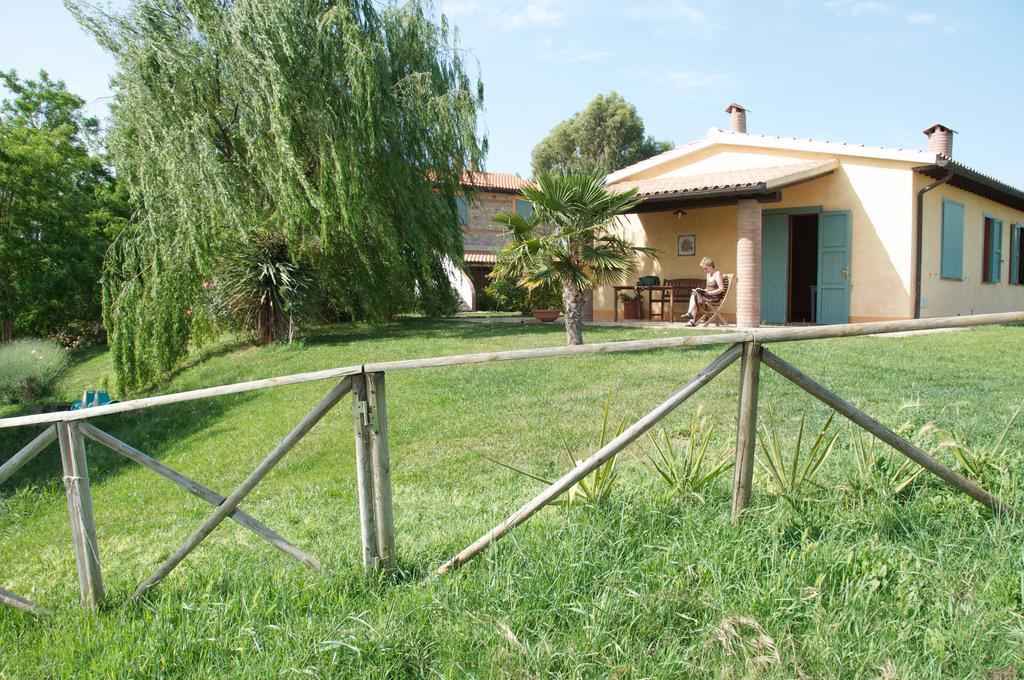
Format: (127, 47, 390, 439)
(448, 171, 532, 311)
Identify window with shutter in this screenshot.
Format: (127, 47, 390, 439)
(457, 195, 469, 226)
(1011, 224, 1023, 285)
(515, 199, 533, 220)
(983, 216, 1003, 283)
(940, 199, 964, 280)
(982, 217, 993, 282)
(991, 218, 1003, 283)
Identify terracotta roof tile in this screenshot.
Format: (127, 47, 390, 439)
(460, 171, 529, 193)
(464, 251, 498, 264)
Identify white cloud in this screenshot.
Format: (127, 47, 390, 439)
(824, 2, 968, 33)
(536, 43, 610, 63)
(659, 70, 734, 92)
(442, 0, 481, 15)
(940, 21, 975, 34)
(502, 1, 565, 29)
(823, 0, 890, 16)
(624, 1, 721, 39)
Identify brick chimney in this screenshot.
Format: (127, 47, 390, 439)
(725, 103, 747, 134)
(923, 123, 955, 158)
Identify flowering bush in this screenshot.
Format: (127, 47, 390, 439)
(0, 339, 71, 403)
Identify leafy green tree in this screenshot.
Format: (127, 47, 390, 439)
(492, 172, 653, 345)
(531, 92, 672, 177)
(0, 70, 122, 343)
(68, 0, 486, 391)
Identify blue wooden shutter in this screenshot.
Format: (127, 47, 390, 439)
(760, 213, 789, 324)
(457, 196, 469, 225)
(990, 219, 1003, 282)
(515, 199, 533, 220)
(1011, 225, 1021, 284)
(817, 210, 852, 325)
(940, 199, 964, 279)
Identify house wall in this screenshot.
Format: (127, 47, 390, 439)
(595, 150, 919, 323)
(917, 178, 1024, 317)
(462, 190, 518, 252)
(593, 207, 740, 321)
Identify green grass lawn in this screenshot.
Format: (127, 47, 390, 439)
(2, 319, 1023, 678)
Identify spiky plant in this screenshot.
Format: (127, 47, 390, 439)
(215, 232, 305, 345)
(935, 404, 1021, 493)
(757, 405, 839, 507)
(644, 407, 732, 501)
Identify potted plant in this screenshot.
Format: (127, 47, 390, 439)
(619, 291, 641, 320)
(529, 283, 563, 322)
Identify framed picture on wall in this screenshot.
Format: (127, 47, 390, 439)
(677, 234, 696, 257)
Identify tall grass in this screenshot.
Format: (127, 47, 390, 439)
(2, 320, 1023, 677)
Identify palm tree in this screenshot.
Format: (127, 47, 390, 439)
(492, 172, 655, 345)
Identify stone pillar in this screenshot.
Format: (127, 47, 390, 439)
(735, 199, 762, 328)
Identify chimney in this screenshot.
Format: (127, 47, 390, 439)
(725, 103, 747, 133)
(923, 123, 955, 158)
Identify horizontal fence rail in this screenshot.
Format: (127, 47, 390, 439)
(1, 311, 1022, 612)
(2, 311, 1022, 432)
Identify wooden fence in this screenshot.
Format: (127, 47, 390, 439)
(1, 311, 1022, 613)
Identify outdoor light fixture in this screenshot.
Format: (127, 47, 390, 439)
(673, 209, 687, 219)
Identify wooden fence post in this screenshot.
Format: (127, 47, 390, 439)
(731, 342, 762, 524)
(56, 422, 104, 609)
(0, 425, 57, 486)
(760, 349, 1012, 515)
(437, 343, 745, 575)
(368, 372, 396, 573)
(133, 377, 352, 599)
(0, 587, 43, 615)
(352, 374, 379, 572)
(80, 423, 320, 570)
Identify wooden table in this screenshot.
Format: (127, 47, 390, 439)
(613, 285, 675, 322)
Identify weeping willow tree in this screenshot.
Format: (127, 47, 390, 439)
(67, 0, 486, 391)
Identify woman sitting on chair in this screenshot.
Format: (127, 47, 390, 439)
(682, 257, 724, 326)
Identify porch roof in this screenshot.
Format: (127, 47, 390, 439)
(464, 250, 497, 264)
(606, 159, 839, 208)
(914, 158, 1024, 212)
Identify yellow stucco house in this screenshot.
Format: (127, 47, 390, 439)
(601, 104, 1024, 326)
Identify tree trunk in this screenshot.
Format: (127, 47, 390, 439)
(562, 285, 585, 345)
(1, 318, 12, 343)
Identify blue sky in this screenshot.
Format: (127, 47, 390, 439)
(3, 0, 1024, 186)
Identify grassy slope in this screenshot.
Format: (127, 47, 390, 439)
(1, 320, 1023, 678)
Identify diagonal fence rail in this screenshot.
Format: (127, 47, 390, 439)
(1, 311, 1021, 612)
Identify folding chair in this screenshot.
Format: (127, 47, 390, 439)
(695, 274, 734, 327)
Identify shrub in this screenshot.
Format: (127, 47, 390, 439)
(557, 393, 625, 507)
(480, 274, 563, 314)
(479, 393, 625, 508)
(850, 425, 933, 497)
(49, 320, 107, 350)
(0, 339, 71, 403)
